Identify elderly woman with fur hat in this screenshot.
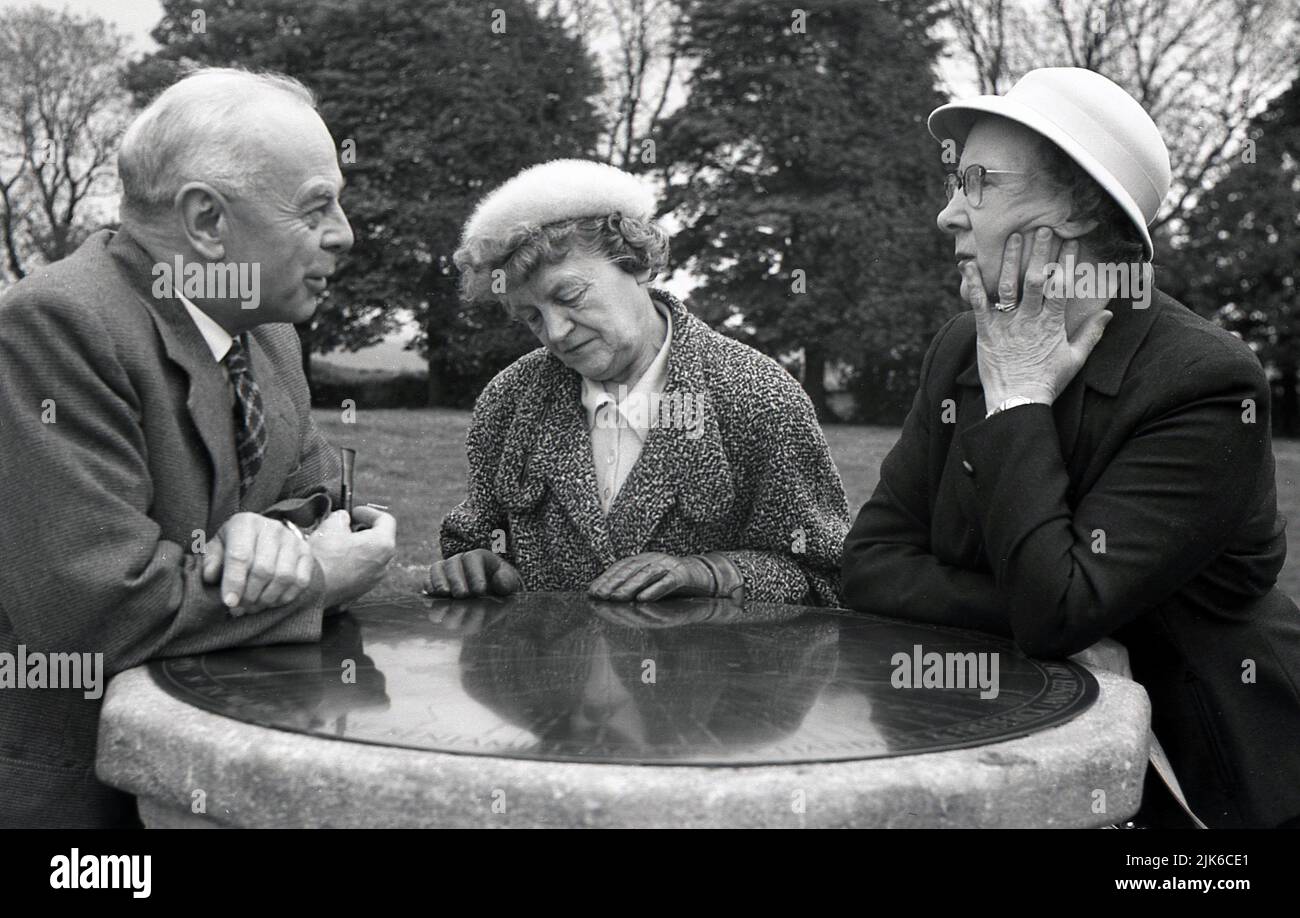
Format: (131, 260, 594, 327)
(841, 68, 1300, 828)
(429, 159, 850, 608)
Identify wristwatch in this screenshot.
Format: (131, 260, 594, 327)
(986, 395, 1040, 418)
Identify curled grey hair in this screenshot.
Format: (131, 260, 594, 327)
(454, 213, 670, 305)
(118, 67, 317, 219)
(1035, 135, 1147, 264)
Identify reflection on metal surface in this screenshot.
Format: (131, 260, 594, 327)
(150, 592, 1097, 765)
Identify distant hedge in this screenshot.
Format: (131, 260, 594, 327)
(309, 369, 429, 410)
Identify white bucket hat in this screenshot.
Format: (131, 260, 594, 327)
(927, 67, 1171, 260)
(461, 158, 656, 245)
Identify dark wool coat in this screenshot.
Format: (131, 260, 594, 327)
(842, 287, 1300, 828)
(0, 229, 339, 828)
(440, 290, 850, 607)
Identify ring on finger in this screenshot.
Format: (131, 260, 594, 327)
(993, 300, 1019, 313)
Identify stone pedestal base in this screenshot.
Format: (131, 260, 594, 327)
(99, 659, 1149, 829)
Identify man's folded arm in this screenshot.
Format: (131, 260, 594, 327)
(0, 296, 325, 677)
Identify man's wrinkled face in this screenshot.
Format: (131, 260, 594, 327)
(504, 250, 657, 383)
(935, 116, 1073, 304)
(218, 100, 354, 325)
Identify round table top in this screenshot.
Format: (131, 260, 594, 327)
(148, 592, 1098, 766)
(95, 593, 1151, 828)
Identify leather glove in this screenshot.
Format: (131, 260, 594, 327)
(588, 551, 743, 602)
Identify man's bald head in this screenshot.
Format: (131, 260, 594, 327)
(118, 67, 318, 222)
(117, 66, 352, 331)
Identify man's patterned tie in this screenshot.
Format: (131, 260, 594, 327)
(223, 333, 267, 500)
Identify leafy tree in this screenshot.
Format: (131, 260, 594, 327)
(129, 0, 603, 402)
(660, 0, 955, 422)
(942, 0, 1299, 234)
(542, 0, 688, 170)
(0, 5, 129, 284)
(1159, 78, 1300, 436)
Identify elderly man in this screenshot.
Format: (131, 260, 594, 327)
(0, 68, 396, 828)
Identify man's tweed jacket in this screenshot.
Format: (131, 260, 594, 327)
(0, 229, 340, 828)
(440, 290, 850, 606)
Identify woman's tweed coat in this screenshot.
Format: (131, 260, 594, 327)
(440, 290, 850, 606)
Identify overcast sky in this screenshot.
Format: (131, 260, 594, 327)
(0, 0, 161, 52)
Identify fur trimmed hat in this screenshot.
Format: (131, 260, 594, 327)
(460, 158, 657, 245)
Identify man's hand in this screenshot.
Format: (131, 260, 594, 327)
(427, 548, 523, 598)
(963, 229, 1112, 407)
(588, 552, 714, 602)
(310, 505, 397, 610)
(201, 512, 315, 615)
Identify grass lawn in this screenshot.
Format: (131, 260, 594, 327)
(315, 408, 1300, 605)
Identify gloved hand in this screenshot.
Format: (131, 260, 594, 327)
(588, 551, 740, 602)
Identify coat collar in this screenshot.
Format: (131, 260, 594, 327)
(494, 288, 735, 564)
(105, 229, 299, 525)
(955, 284, 1165, 396)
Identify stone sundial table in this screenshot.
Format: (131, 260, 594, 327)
(95, 592, 1151, 827)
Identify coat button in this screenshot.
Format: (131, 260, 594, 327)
(961, 459, 974, 476)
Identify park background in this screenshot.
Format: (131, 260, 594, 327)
(1, 0, 1297, 599)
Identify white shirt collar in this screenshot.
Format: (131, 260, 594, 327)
(176, 293, 234, 363)
(580, 299, 673, 429)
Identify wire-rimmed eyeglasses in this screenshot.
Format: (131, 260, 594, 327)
(943, 164, 1025, 207)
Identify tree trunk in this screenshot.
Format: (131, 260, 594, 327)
(426, 353, 446, 407)
(0, 185, 26, 280)
(1277, 357, 1299, 438)
(803, 344, 829, 421)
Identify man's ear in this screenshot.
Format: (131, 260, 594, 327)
(175, 182, 227, 261)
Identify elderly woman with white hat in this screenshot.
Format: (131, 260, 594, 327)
(841, 68, 1300, 828)
(429, 159, 849, 608)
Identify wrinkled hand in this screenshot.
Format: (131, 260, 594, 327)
(588, 552, 714, 602)
(427, 548, 524, 598)
(310, 506, 397, 610)
(962, 228, 1112, 407)
(202, 512, 315, 615)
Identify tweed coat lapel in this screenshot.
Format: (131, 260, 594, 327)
(491, 290, 734, 565)
(606, 292, 735, 557)
(543, 372, 618, 564)
(107, 230, 313, 519)
(107, 231, 241, 532)
(495, 360, 616, 565)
